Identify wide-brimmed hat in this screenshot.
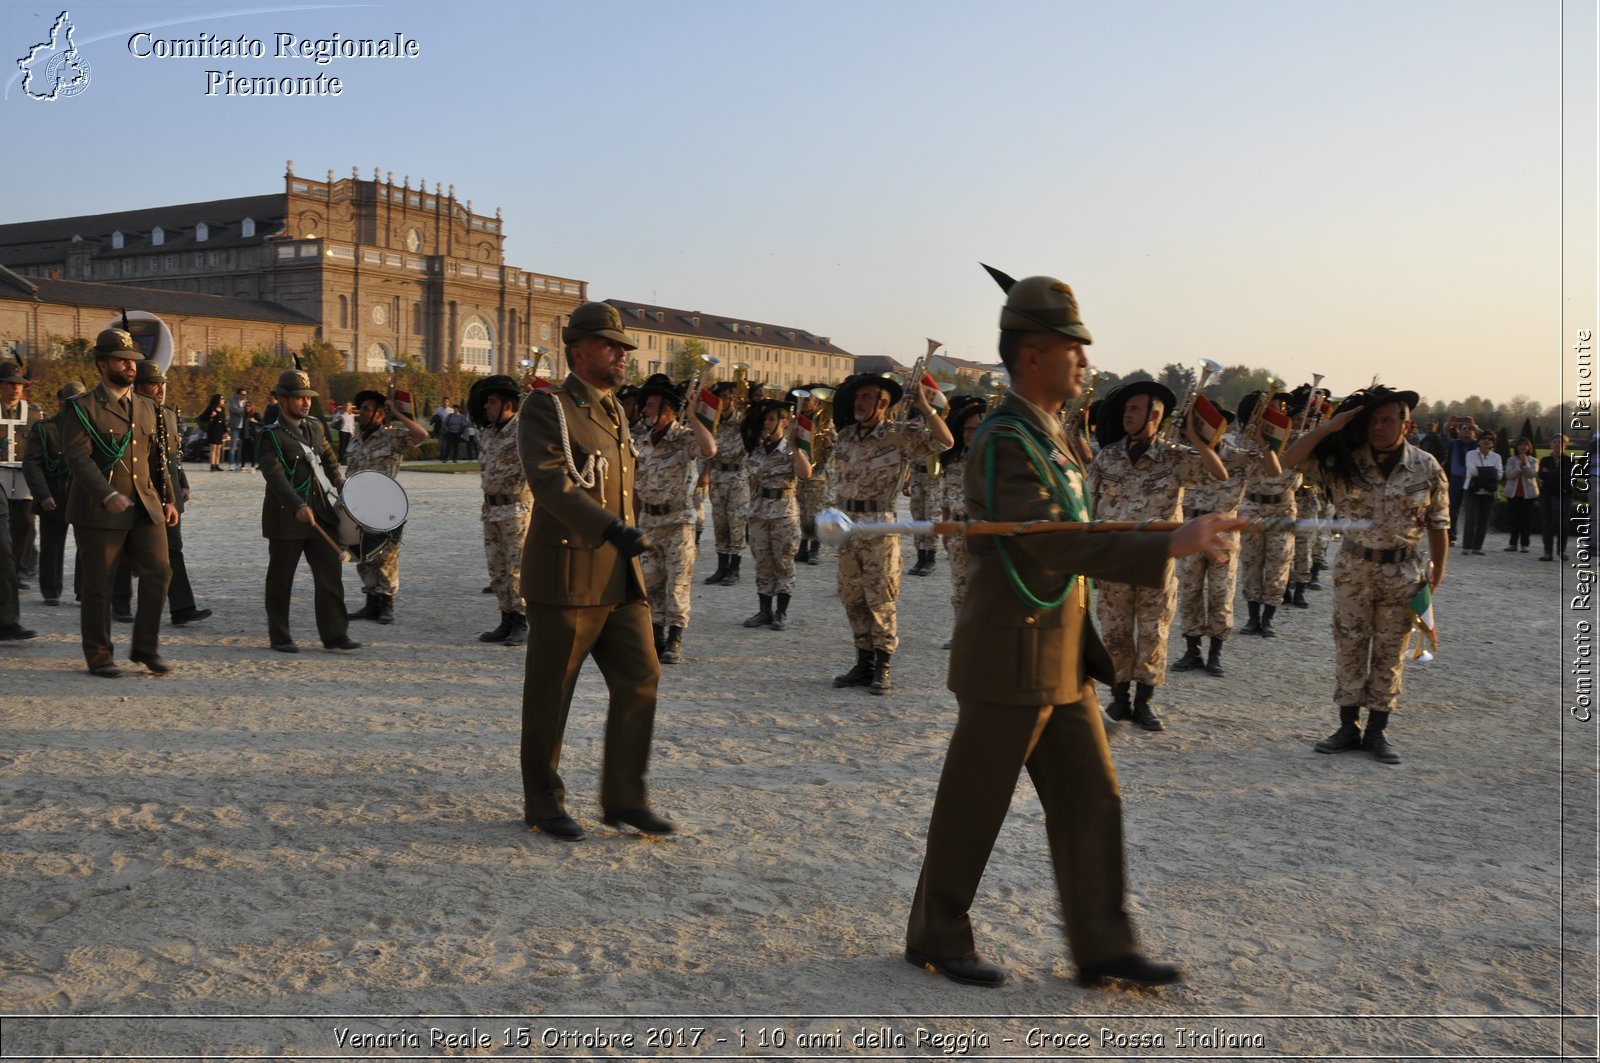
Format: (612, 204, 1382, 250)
(561, 302, 637, 349)
(468, 374, 521, 427)
(1334, 385, 1419, 421)
(983, 264, 1093, 345)
(832, 373, 903, 429)
(637, 373, 685, 413)
(944, 400, 989, 461)
(133, 361, 167, 386)
(352, 389, 387, 409)
(1095, 380, 1177, 448)
(57, 380, 86, 402)
(740, 398, 792, 452)
(274, 369, 317, 397)
(0, 362, 29, 385)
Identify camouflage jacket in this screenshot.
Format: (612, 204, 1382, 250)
(344, 421, 415, 480)
(709, 418, 747, 481)
(1088, 438, 1217, 522)
(1298, 442, 1448, 581)
(829, 418, 939, 517)
(479, 414, 531, 516)
(635, 421, 699, 525)
(744, 439, 800, 522)
(940, 458, 967, 519)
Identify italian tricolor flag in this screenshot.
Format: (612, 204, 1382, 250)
(1259, 405, 1293, 453)
(795, 412, 814, 457)
(920, 371, 949, 411)
(1409, 583, 1438, 658)
(1190, 394, 1226, 449)
(694, 388, 721, 432)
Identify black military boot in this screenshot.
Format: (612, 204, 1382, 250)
(1259, 603, 1279, 638)
(1171, 636, 1203, 671)
(744, 594, 774, 628)
(920, 549, 937, 576)
(794, 540, 811, 564)
(1314, 706, 1363, 754)
(704, 553, 730, 584)
(1361, 710, 1400, 764)
(351, 593, 381, 621)
(1130, 681, 1164, 731)
(834, 648, 874, 688)
(771, 593, 791, 631)
(504, 612, 527, 646)
(661, 626, 684, 664)
(1106, 680, 1133, 721)
(653, 623, 666, 656)
(1204, 637, 1225, 677)
(479, 612, 515, 642)
(1291, 582, 1310, 608)
(869, 649, 894, 695)
(1240, 600, 1262, 635)
(375, 595, 395, 625)
(1307, 560, 1325, 590)
(719, 554, 742, 586)
(805, 539, 821, 565)
(1282, 585, 1294, 606)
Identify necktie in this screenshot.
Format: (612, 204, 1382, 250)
(600, 394, 620, 424)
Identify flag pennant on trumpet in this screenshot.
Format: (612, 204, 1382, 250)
(795, 412, 814, 457)
(694, 387, 721, 432)
(1259, 405, 1293, 452)
(1408, 583, 1438, 658)
(1190, 394, 1226, 448)
(919, 370, 950, 411)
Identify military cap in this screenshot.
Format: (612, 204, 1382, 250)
(562, 302, 637, 349)
(274, 369, 318, 397)
(57, 380, 87, 402)
(0, 362, 28, 385)
(983, 264, 1093, 344)
(133, 361, 167, 386)
(93, 328, 143, 357)
(1095, 380, 1177, 448)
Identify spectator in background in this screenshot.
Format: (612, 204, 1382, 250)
(1459, 429, 1502, 555)
(239, 402, 263, 468)
(1501, 436, 1538, 553)
(1539, 434, 1573, 561)
(442, 405, 468, 462)
(430, 397, 453, 439)
(331, 401, 357, 462)
(198, 394, 228, 471)
(226, 388, 249, 470)
(1418, 420, 1449, 470)
(1444, 416, 1478, 543)
(261, 394, 280, 426)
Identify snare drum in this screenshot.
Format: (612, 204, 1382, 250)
(337, 471, 409, 556)
(0, 463, 29, 501)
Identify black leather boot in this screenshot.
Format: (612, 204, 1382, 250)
(661, 626, 684, 664)
(794, 540, 811, 564)
(1204, 637, 1225, 676)
(1131, 681, 1164, 731)
(1282, 585, 1294, 605)
(479, 612, 515, 642)
(771, 593, 791, 631)
(653, 623, 665, 656)
(1314, 706, 1363, 753)
(869, 649, 893, 694)
(1291, 582, 1310, 608)
(504, 612, 527, 646)
(1106, 680, 1133, 721)
(1240, 600, 1261, 635)
(351, 593, 380, 621)
(834, 648, 874, 688)
(1171, 635, 1203, 671)
(920, 549, 937, 576)
(805, 539, 821, 565)
(744, 594, 774, 628)
(1361, 709, 1400, 763)
(719, 554, 742, 586)
(1259, 603, 1279, 638)
(375, 595, 394, 625)
(1308, 560, 1325, 590)
(704, 553, 730, 584)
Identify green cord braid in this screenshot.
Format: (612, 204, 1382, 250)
(69, 400, 132, 472)
(265, 427, 318, 504)
(981, 411, 1092, 611)
(33, 421, 68, 479)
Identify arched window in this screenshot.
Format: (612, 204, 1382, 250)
(460, 317, 494, 371)
(365, 341, 391, 372)
(241, 217, 256, 238)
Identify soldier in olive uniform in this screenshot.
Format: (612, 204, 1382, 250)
(738, 397, 812, 630)
(1283, 386, 1448, 765)
(1087, 382, 1227, 730)
(258, 369, 359, 654)
(61, 329, 179, 677)
(704, 380, 748, 585)
(22, 381, 84, 607)
(906, 268, 1240, 990)
(634, 375, 716, 661)
(1, 361, 42, 588)
(111, 361, 211, 626)
(345, 388, 426, 625)
(517, 302, 671, 842)
(828, 371, 952, 693)
(471, 375, 532, 646)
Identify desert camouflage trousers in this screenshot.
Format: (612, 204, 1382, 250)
(1240, 524, 1294, 602)
(1177, 546, 1239, 640)
(1295, 494, 1331, 579)
(837, 529, 901, 652)
(709, 476, 748, 553)
(908, 471, 937, 551)
(749, 515, 799, 596)
(1331, 552, 1424, 713)
(483, 508, 530, 616)
(797, 474, 831, 538)
(640, 520, 696, 629)
(943, 533, 971, 617)
(1096, 577, 1178, 686)
(356, 543, 400, 597)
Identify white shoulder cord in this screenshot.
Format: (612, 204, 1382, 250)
(547, 390, 608, 507)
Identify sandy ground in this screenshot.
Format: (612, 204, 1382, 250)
(0, 466, 1594, 1060)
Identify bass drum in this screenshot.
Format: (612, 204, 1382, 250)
(337, 471, 409, 557)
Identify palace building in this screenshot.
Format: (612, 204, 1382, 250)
(0, 162, 585, 375)
(606, 299, 855, 387)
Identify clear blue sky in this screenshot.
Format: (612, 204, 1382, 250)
(3, 0, 1581, 408)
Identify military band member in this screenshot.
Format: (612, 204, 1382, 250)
(518, 302, 671, 841)
(739, 397, 811, 631)
(112, 361, 212, 627)
(939, 400, 987, 645)
(345, 388, 425, 625)
(792, 384, 834, 565)
(1283, 386, 1448, 765)
(61, 329, 178, 677)
(704, 380, 748, 586)
(829, 372, 953, 694)
(906, 270, 1239, 990)
(1087, 381, 1227, 730)
(905, 425, 940, 577)
(258, 369, 359, 654)
(633, 374, 715, 661)
(1, 361, 42, 589)
(22, 381, 84, 608)
(0, 460, 33, 640)
(471, 375, 532, 646)
(1234, 390, 1300, 639)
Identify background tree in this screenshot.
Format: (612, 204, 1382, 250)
(669, 337, 709, 383)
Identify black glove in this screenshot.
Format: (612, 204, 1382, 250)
(602, 517, 652, 558)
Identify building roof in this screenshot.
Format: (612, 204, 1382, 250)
(0, 193, 289, 266)
(605, 299, 853, 358)
(853, 354, 909, 375)
(931, 352, 1003, 373)
(0, 265, 317, 325)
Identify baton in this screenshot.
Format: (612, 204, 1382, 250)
(815, 508, 1372, 547)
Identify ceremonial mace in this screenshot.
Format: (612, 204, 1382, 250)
(816, 508, 1371, 547)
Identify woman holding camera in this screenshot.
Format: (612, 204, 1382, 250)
(1460, 430, 1503, 554)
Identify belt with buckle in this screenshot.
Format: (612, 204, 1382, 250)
(1247, 492, 1285, 505)
(841, 498, 887, 513)
(484, 493, 529, 506)
(1358, 546, 1414, 564)
(714, 461, 743, 473)
(642, 501, 686, 516)
(759, 487, 794, 500)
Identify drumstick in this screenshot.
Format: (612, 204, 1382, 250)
(309, 517, 348, 562)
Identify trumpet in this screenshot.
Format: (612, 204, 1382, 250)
(1157, 357, 1224, 445)
(1293, 372, 1327, 435)
(688, 352, 721, 425)
(793, 385, 835, 461)
(730, 362, 751, 408)
(1062, 368, 1099, 433)
(891, 338, 941, 424)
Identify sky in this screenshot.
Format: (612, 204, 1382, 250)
(2, 0, 1590, 410)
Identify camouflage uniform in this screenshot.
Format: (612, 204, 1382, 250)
(796, 439, 831, 545)
(939, 457, 972, 616)
(709, 417, 748, 553)
(479, 415, 531, 618)
(744, 439, 801, 595)
(1291, 482, 1321, 583)
(907, 454, 939, 553)
(1177, 443, 1256, 639)
(1299, 444, 1448, 713)
(831, 418, 941, 652)
(343, 421, 415, 598)
(1239, 466, 1302, 602)
(635, 421, 700, 629)
(1087, 439, 1214, 685)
